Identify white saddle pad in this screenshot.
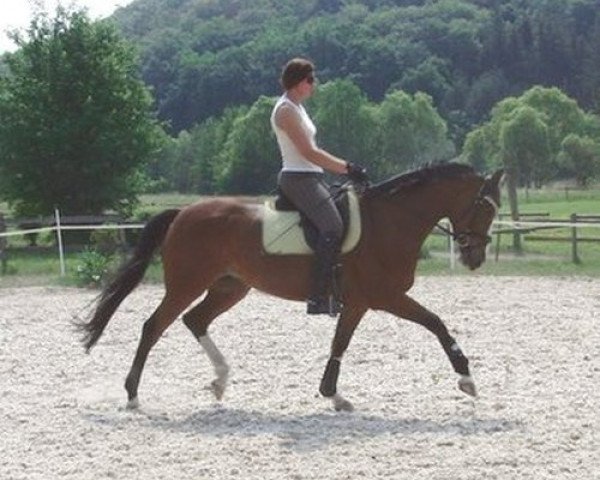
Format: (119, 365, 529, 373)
(262, 189, 361, 255)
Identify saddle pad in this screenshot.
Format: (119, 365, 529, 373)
(262, 189, 361, 255)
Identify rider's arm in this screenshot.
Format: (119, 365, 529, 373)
(274, 104, 350, 175)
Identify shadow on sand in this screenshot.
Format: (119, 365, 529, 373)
(83, 405, 521, 452)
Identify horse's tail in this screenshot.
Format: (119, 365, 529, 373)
(79, 209, 180, 352)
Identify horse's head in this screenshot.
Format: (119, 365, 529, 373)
(450, 169, 504, 270)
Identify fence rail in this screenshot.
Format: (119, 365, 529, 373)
(2, 210, 600, 275)
(490, 213, 600, 264)
(0, 209, 145, 275)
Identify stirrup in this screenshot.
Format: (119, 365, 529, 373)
(307, 296, 342, 317)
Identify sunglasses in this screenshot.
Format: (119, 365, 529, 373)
(305, 75, 316, 85)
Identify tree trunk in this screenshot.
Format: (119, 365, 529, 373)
(505, 167, 522, 253)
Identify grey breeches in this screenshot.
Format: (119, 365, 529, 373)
(278, 171, 343, 243)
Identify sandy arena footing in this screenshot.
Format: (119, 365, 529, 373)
(1, 276, 598, 479)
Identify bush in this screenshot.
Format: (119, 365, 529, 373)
(89, 229, 121, 256)
(74, 248, 113, 288)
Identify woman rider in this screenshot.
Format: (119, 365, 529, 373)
(270, 58, 368, 316)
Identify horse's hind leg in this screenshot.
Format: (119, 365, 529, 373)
(124, 292, 196, 409)
(182, 276, 250, 400)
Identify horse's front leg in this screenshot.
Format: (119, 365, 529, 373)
(386, 294, 477, 397)
(320, 304, 367, 411)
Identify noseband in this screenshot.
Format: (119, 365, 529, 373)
(437, 194, 498, 248)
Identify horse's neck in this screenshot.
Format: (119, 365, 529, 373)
(367, 176, 480, 247)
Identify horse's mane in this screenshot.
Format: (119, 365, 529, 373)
(366, 162, 476, 198)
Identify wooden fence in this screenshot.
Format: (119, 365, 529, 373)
(494, 213, 600, 263)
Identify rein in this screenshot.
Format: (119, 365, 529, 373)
(435, 194, 498, 247)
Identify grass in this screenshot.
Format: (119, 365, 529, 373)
(136, 193, 200, 217)
(494, 186, 600, 262)
(2, 186, 600, 288)
(0, 248, 165, 288)
(417, 250, 600, 277)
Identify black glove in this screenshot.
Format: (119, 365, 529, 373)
(346, 162, 369, 185)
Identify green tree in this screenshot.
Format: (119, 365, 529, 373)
(462, 85, 598, 251)
(463, 86, 591, 181)
(144, 135, 178, 193)
(398, 57, 452, 109)
(499, 105, 550, 251)
(105, 0, 600, 136)
(580, 15, 600, 110)
(189, 106, 248, 194)
(500, 106, 551, 189)
(310, 79, 377, 175)
(558, 134, 600, 187)
(167, 130, 198, 193)
(0, 8, 163, 216)
(461, 127, 490, 173)
(465, 69, 511, 121)
(145, 105, 245, 194)
(217, 96, 279, 194)
(374, 90, 454, 177)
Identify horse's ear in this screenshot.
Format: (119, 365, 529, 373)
(489, 168, 505, 187)
(481, 169, 504, 197)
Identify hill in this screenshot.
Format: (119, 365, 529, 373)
(110, 0, 600, 139)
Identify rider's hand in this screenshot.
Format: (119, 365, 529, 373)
(346, 162, 369, 185)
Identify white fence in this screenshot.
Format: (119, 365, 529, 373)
(1, 210, 600, 276)
(0, 209, 144, 276)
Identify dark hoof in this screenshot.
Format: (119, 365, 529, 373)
(211, 380, 226, 401)
(458, 376, 477, 397)
(319, 357, 340, 397)
(319, 384, 336, 398)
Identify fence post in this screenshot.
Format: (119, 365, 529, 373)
(449, 221, 455, 270)
(55, 208, 66, 276)
(0, 213, 7, 274)
(118, 227, 128, 262)
(570, 213, 580, 264)
(494, 214, 504, 262)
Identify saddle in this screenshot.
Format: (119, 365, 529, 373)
(262, 185, 362, 255)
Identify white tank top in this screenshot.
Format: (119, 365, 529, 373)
(270, 93, 323, 173)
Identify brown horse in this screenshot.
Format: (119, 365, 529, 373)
(80, 163, 503, 412)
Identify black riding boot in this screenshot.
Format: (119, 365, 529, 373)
(307, 234, 342, 316)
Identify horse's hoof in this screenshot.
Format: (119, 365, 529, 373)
(458, 376, 477, 397)
(211, 380, 226, 401)
(333, 394, 354, 412)
(126, 397, 140, 410)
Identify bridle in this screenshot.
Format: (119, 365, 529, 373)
(360, 170, 500, 250)
(436, 193, 499, 249)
